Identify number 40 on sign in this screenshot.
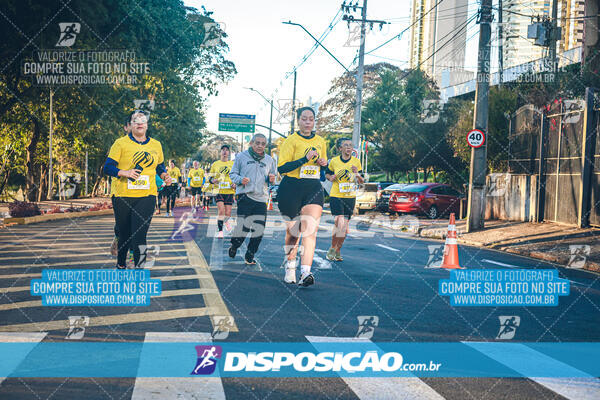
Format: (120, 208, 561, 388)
(467, 129, 485, 148)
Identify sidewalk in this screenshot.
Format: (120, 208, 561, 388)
(351, 212, 600, 273)
(0, 197, 112, 217)
(420, 219, 600, 273)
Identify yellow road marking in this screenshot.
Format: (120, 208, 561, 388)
(184, 240, 238, 333)
(0, 307, 219, 332)
(0, 288, 218, 311)
(0, 256, 187, 269)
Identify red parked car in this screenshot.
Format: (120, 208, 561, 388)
(388, 183, 464, 219)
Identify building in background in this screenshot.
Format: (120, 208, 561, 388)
(409, 0, 472, 88)
(502, 0, 583, 68)
(559, 0, 585, 53)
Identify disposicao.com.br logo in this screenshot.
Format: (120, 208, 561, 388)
(193, 348, 442, 376)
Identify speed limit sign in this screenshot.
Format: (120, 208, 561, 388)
(467, 129, 485, 148)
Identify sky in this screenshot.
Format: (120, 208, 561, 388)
(184, 0, 483, 138)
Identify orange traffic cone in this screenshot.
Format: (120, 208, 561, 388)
(441, 213, 463, 269)
(267, 193, 274, 211)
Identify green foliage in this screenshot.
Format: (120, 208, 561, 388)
(0, 0, 236, 199)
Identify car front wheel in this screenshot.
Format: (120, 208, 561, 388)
(427, 205, 438, 219)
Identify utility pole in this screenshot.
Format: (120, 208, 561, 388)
(341, 0, 388, 153)
(549, 0, 558, 75)
(47, 89, 54, 200)
(466, 0, 493, 232)
(268, 97, 273, 155)
(498, 0, 503, 85)
(291, 70, 297, 135)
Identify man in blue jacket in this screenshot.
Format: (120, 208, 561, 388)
(228, 134, 277, 264)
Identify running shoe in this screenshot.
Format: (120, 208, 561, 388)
(216, 231, 224, 239)
(326, 247, 337, 261)
(335, 250, 343, 262)
(298, 272, 315, 287)
(110, 237, 118, 257)
(228, 246, 237, 259)
(244, 253, 256, 265)
(284, 267, 297, 284)
(116, 264, 126, 270)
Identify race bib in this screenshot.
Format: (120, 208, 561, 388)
(192, 176, 202, 182)
(299, 165, 319, 179)
(339, 182, 355, 193)
(127, 175, 150, 190)
(219, 181, 231, 189)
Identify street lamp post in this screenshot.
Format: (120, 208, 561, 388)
(245, 87, 278, 155)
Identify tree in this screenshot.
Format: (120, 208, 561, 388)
(316, 63, 400, 133)
(446, 86, 517, 173)
(0, 0, 236, 200)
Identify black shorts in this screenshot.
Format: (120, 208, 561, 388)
(216, 193, 234, 205)
(190, 187, 202, 196)
(277, 176, 324, 219)
(330, 196, 356, 219)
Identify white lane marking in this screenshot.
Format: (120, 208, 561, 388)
(481, 259, 518, 268)
(0, 332, 47, 383)
(464, 342, 600, 400)
(313, 254, 332, 270)
(375, 244, 401, 252)
(306, 336, 445, 400)
(132, 332, 225, 400)
(314, 249, 326, 254)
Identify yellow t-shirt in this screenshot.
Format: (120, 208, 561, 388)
(107, 135, 164, 198)
(188, 168, 205, 188)
(209, 160, 235, 194)
(328, 155, 363, 198)
(167, 166, 181, 184)
(201, 173, 212, 193)
(277, 132, 327, 179)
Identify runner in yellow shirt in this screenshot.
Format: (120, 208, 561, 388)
(165, 160, 182, 217)
(188, 160, 205, 209)
(103, 110, 172, 269)
(324, 138, 364, 261)
(277, 106, 327, 287)
(209, 144, 236, 238)
(201, 169, 212, 211)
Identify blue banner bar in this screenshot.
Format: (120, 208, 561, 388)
(1, 342, 599, 378)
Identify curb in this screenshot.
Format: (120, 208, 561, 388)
(419, 228, 600, 274)
(3, 209, 113, 226)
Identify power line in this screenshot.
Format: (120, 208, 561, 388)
(365, 0, 445, 56)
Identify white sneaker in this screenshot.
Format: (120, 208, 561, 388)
(216, 231, 224, 239)
(298, 272, 315, 287)
(284, 267, 297, 284)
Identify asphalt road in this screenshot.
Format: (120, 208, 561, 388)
(0, 205, 599, 399)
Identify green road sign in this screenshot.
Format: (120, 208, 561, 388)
(218, 113, 255, 133)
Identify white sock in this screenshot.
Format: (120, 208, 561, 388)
(286, 259, 297, 270)
(301, 264, 311, 275)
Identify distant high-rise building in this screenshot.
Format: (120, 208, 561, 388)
(502, 0, 584, 69)
(409, 0, 471, 87)
(559, 0, 585, 53)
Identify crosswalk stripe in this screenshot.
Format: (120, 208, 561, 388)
(0, 288, 217, 311)
(0, 307, 219, 332)
(306, 336, 445, 400)
(131, 332, 225, 400)
(463, 342, 600, 400)
(0, 256, 187, 269)
(0, 243, 186, 255)
(0, 248, 186, 261)
(0, 273, 211, 294)
(0, 332, 47, 382)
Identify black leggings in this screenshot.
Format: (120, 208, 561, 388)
(166, 184, 178, 213)
(113, 196, 155, 267)
(231, 194, 267, 257)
